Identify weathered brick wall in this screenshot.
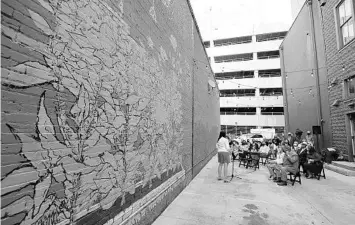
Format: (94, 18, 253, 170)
(1, 0, 220, 225)
(321, 0, 355, 158)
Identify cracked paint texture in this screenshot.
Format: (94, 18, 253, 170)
(0, 0, 217, 225)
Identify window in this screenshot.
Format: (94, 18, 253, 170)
(259, 88, 283, 96)
(214, 53, 253, 63)
(336, 0, 355, 47)
(256, 31, 287, 42)
(260, 107, 284, 115)
(220, 125, 238, 135)
(219, 89, 255, 97)
(213, 36, 252, 47)
(220, 107, 256, 115)
(215, 71, 254, 79)
(257, 51, 280, 60)
(258, 69, 281, 78)
(236, 126, 257, 134)
(345, 76, 355, 98)
(203, 41, 210, 48)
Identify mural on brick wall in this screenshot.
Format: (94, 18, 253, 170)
(1, 0, 192, 224)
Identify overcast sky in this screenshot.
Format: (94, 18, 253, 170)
(190, 0, 305, 40)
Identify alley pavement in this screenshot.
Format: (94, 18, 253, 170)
(153, 156, 355, 225)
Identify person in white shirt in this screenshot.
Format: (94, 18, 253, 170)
(216, 132, 231, 182)
(266, 145, 285, 180)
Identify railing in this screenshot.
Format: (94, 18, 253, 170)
(220, 112, 256, 115)
(259, 73, 281, 78)
(256, 36, 285, 42)
(257, 55, 280, 60)
(216, 75, 254, 79)
(214, 40, 252, 47)
(215, 57, 253, 63)
(260, 92, 283, 96)
(260, 112, 284, 115)
(220, 93, 255, 97)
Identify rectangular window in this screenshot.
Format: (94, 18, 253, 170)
(257, 51, 280, 60)
(203, 41, 210, 48)
(214, 53, 253, 63)
(215, 71, 254, 79)
(236, 126, 257, 135)
(261, 107, 284, 115)
(259, 88, 283, 96)
(256, 31, 287, 42)
(336, 0, 355, 47)
(220, 125, 238, 135)
(220, 89, 255, 97)
(213, 36, 252, 47)
(220, 107, 256, 115)
(258, 69, 281, 78)
(345, 76, 355, 98)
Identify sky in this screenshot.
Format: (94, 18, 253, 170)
(190, 0, 306, 41)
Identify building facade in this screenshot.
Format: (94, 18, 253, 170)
(281, 0, 355, 161)
(280, 0, 332, 151)
(1, 0, 220, 225)
(205, 31, 287, 135)
(322, 0, 355, 161)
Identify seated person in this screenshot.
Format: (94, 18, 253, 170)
(259, 142, 270, 160)
(303, 146, 323, 178)
(267, 145, 285, 180)
(297, 142, 308, 174)
(275, 145, 299, 186)
(292, 141, 299, 152)
(231, 141, 240, 161)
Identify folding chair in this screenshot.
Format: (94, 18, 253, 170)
(247, 152, 260, 170)
(238, 152, 249, 168)
(315, 162, 326, 180)
(287, 171, 302, 186)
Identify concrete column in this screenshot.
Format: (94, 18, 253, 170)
(252, 35, 256, 43)
(256, 107, 262, 129)
(254, 70, 259, 78)
(253, 52, 257, 60)
(255, 88, 260, 97)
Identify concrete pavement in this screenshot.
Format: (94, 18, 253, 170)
(153, 155, 355, 225)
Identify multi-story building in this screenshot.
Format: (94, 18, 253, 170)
(281, 0, 355, 161)
(205, 30, 288, 135)
(280, 0, 332, 151)
(322, 0, 355, 161)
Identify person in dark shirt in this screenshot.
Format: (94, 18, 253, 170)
(297, 142, 308, 174)
(303, 146, 323, 178)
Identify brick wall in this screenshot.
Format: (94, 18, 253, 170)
(1, 0, 220, 225)
(321, 0, 355, 159)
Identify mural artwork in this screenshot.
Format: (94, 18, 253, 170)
(1, 0, 191, 224)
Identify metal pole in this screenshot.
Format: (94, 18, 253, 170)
(192, 59, 195, 177)
(280, 46, 290, 135)
(308, 0, 324, 151)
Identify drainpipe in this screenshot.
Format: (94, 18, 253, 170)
(192, 59, 195, 177)
(280, 46, 290, 135)
(308, 0, 324, 149)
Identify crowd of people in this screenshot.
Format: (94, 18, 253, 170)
(216, 129, 324, 185)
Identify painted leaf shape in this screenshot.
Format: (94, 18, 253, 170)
(28, 9, 53, 35)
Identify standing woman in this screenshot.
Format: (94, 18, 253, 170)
(216, 131, 231, 182)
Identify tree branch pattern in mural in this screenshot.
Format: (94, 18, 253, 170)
(1, 0, 191, 224)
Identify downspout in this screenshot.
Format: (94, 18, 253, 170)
(280, 46, 290, 135)
(192, 59, 195, 177)
(308, 0, 324, 149)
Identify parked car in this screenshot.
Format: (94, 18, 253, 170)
(250, 134, 264, 143)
